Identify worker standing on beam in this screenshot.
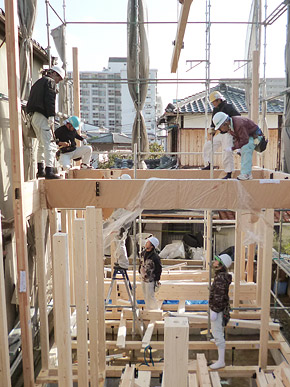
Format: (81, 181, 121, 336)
(139, 236, 162, 310)
(209, 254, 232, 369)
(213, 112, 264, 180)
(202, 91, 241, 179)
(26, 65, 65, 179)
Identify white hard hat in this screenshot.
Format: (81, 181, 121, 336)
(147, 236, 159, 249)
(119, 174, 132, 180)
(50, 65, 65, 80)
(209, 91, 225, 103)
(212, 112, 229, 130)
(216, 254, 232, 269)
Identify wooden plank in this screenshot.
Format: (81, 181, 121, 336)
(171, 0, 194, 73)
(256, 368, 268, 387)
(134, 371, 151, 387)
(259, 209, 274, 369)
(163, 317, 189, 387)
(110, 236, 117, 305)
(23, 180, 41, 217)
(240, 232, 246, 281)
(116, 311, 127, 349)
(282, 367, 290, 387)
(43, 179, 290, 211)
(196, 354, 211, 387)
(73, 218, 88, 386)
(34, 209, 49, 370)
(53, 233, 73, 387)
(4, 1, 35, 385)
(120, 364, 135, 387)
(256, 216, 264, 306)
(206, 211, 212, 270)
(188, 373, 198, 387)
(234, 211, 242, 309)
(0, 214, 12, 387)
(68, 210, 75, 308)
(247, 243, 255, 283)
(210, 371, 221, 387)
(142, 320, 155, 348)
(86, 207, 106, 386)
(178, 300, 186, 314)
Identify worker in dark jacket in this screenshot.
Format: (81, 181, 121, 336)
(209, 254, 232, 369)
(26, 65, 65, 179)
(54, 116, 92, 170)
(213, 112, 263, 180)
(139, 236, 162, 310)
(203, 91, 241, 179)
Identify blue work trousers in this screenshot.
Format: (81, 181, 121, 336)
(240, 135, 262, 175)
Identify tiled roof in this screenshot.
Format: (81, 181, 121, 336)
(173, 83, 284, 114)
(88, 132, 131, 144)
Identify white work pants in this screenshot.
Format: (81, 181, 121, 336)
(141, 281, 158, 310)
(203, 132, 234, 173)
(211, 311, 225, 349)
(59, 145, 92, 169)
(31, 112, 55, 167)
(116, 239, 129, 269)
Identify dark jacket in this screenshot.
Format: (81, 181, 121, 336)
(231, 116, 259, 150)
(211, 100, 240, 128)
(54, 125, 84, 153)
(26, 76, 57, 118)
(139, 249, 162, 283)
(209, 267, 232, 313)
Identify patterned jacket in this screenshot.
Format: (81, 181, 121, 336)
(139, 249, 162, 283)
(209, 267, 232, 313)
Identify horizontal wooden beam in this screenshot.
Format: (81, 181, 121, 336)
(23, 180, 41, 217)
(43, 178, 290, 210)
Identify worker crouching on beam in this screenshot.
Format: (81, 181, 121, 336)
(209, 254, 232, 369)
(213, 112, 263, 180)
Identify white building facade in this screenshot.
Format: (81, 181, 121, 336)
(76, 57, 161, 137)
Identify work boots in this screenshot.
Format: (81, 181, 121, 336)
(201, 163, 211, 170)
(222, 172, 232, 179)
(36, 163, 46, 179)
(45, 166, 61, 179)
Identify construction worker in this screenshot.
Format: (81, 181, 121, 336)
(209, 254, 232, 370)
(213, 112, 263, 180)
(26, 65, 65, 179)
(139, 236, 162, 310)
(54, 116, 92, 170)
(202, 91, 241, 179)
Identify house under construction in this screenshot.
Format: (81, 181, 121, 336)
(2, 1, 290, 386)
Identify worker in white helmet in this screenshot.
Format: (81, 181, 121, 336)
(26, 65, 66, 179)
(202, 90, 241, 179)
(209, 254, 233, 369)
(139, 236, 162, 310)
(213, 112, 263, 180)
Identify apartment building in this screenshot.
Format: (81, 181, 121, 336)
(75, 57, 160, 137)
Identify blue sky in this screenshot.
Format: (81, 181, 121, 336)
(1, 0, 287, 105)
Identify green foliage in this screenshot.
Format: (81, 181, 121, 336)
(98, 152, 132, 169)
(273, 230, 290, 255)
(148, 142, 164, 159)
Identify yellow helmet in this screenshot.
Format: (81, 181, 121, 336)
(209, 91, 225, 103)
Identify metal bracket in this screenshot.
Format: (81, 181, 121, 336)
(96, 182, 100, 196)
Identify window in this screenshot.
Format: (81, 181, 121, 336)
(108, 98, 115, 104)
(108, 105, 115, 111)
(93, 120, 99, 126)
(109, 113, 115, 118)
(93, 113, 99, 118)
(109, 120, 115, 126)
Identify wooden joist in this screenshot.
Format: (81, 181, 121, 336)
(188, 373, 198, 387)
(196, 354, 211, 387)
(120, 364, 135, 387)
(142, 320, 156, 348)
(116, 311, 127, 349)
(210, 371, 221, 387)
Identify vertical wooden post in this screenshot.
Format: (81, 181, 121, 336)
(0, 213, 12, 387)
(251, 50, 260, 166)
(86, 207, 106, 386)
(61, 210, 68, 233)
(53, 233, 73, 386)
(240, 232, 246, 281)
(67, 210, 75, 308)
(34, 209, 49, 370)
(247, 243, 255, 283)
(256, 217, 264, 306)
(4, 1, 34, 384)
(233, 211, 242, 309)
(206, 210, 212, 270)
(73, 218, 88, 386)
(110, 235, 118, 304)
(72, 47, 80, 118)
(163, 317, 189, 387)
(259, 209, 274, 369)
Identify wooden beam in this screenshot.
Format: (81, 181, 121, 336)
(163, 317, 189, 387)
(234, 211, 242, 309)
(23, 181, 41, 217)
(4, 1, 34, 384)
(53, 233, 73, 386)
(247, 243, 255, 283)
(34, 209, 49, 370)
(210, 371, 221, 387)
(0, 213, 12, 387)
(142, 320, 155, 348)
(259, 209, 274, 368)
(188, 373, 198, 387)
(72, 47, 80, 118)
(120, 364, 135, 387)
(134, 371, 151, 387)
(281, 367, 290, 387)
(68, 210, 75, 308)
(43, 179, 290, 210)
(196, 354, 211, 387)
(116, 311, 127, 349)
(171, 0, 194, 73)
(256, 216, 264, 306)
(73, 218, 88, 386)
